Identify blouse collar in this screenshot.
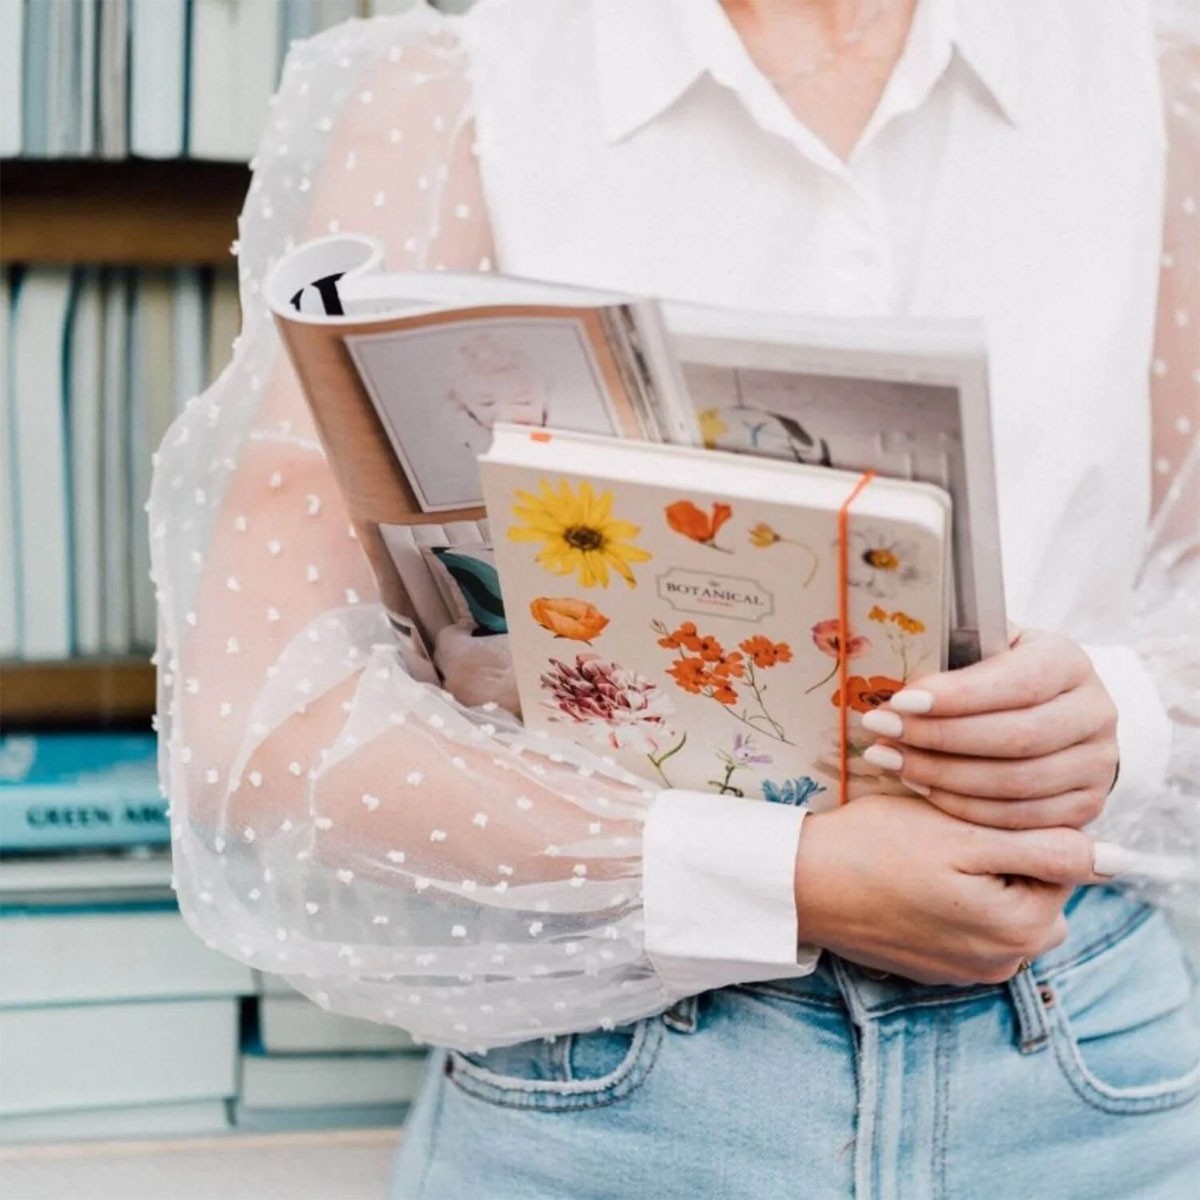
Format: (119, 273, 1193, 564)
(592, 0, 1023, 152)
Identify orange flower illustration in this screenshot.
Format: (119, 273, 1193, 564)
(749, 522, 782, 548)
(831, 675, 905, 714)
(653, 620, 793, 741)
(530, 597, 610, 643)
(665, 500, 734, 551)
(739, 635, 793, 669)
(667, 656, 711, 694)
(866, 607, 929, 679)
(748, 522, 818, 586)
(806, 618, 872, 694)
(811, 618, 872, 660)
(657, 620, 702, 651)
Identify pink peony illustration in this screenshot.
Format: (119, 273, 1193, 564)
(540, 653, 677, 755)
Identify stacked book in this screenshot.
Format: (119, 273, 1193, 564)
(0, 732, 429, 1141)
(1, 264, 239, 662)
(0, 849, 248, 1141)
(237, 972, 430, 1132)
(1, 0, 450, 160)
(0, 730, 236, 1141)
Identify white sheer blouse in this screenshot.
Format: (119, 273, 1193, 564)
(150, 0, 1199, 1050)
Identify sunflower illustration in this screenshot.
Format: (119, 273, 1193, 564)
(509, 479, 651, 588)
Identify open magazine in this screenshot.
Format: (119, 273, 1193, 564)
(265, 234, 1006, 672)
(265, 234, 697, 663)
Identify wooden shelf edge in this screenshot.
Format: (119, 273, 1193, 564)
(0, 660, 156, 726)
(1, 159, 250, 266)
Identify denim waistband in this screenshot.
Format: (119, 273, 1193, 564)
(742, 885, 1154, 1019)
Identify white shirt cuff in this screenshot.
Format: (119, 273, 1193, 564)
(642, 789, 820, 1000)
(1083, 642, 1173, 808)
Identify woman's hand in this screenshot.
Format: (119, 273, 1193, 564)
(858, 628, 1119, 830)
(793, 795, 1119, 985)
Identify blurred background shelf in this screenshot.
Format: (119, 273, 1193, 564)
(0, 0, 451, 1160)
(0, 660, 156, 726)
(0, 161, 249, 266)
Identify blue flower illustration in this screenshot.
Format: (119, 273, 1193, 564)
(761, 776, 826, 807)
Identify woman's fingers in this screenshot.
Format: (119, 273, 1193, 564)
(862, 685, 1110, 759)
(923, 788, 1106, 830)
(964, 825, 1123, 885)
(887, 629, 1095, 717)
(864, 737, 1118, 801)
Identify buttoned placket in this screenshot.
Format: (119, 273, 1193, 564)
(689, 0, 957, 320)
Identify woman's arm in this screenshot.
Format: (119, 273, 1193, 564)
(155, 12, 823, 1049)
(854, 20, 1198, 907)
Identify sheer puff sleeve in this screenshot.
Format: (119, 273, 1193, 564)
(1084, 13, 1199, 910)
(149, 8, 813, 1053)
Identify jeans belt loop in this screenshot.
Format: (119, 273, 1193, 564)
(663, 994, 700, 1034)
(1007, 965, 1051, 1054)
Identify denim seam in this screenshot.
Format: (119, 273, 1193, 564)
(865, 989, 1002, 1020)
(445, 1017, 665, 1112)
(853, 1019, 881, 1200)
(412, 1052, 448, 1200)
(933, 1008, 953, 1200)
(732, 983, 844, 1010)
(1034, 902, 1155, 982)
(1044, 1001, 1200, 1115)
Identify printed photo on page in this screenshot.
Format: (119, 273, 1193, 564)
(344, 317, 628, 512)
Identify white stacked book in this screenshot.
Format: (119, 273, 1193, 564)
(1, 265, 235, 661)
(0, 862, 253, 1142)
(235, 971, 429, 1131)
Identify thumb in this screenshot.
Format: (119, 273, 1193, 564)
(968, 827, 1131, 885)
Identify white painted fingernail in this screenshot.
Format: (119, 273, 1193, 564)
(863, 744, 904, 771)
(1092, 841, 1134, 878)
(889, 689, 934, 714)
(901, 777, 931, 796)
(862, 709, 904, 738)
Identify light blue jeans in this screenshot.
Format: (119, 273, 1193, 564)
(392, 887, 1200, 1199)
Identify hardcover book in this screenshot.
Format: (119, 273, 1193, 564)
(0, 733, 167, 852)
(481, 426, 950, 803)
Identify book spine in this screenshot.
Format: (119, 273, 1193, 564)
(0, 787, 169, 852)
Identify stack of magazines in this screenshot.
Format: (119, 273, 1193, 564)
(267, 234, 1008, 804)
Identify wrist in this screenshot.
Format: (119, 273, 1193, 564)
(793, 809, 837, 947)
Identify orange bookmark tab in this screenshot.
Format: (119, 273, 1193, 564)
(836, 471, 876, 805)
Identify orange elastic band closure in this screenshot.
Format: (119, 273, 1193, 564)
(837, 470, 876, 806)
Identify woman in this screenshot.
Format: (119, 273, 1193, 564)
(150, 1, 1199, 1195)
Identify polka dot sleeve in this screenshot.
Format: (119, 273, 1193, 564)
(149, 10, 684, 1051)
(1087, 14, 1198, 909)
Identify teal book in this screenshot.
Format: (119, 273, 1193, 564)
(0, 733, 168, 852)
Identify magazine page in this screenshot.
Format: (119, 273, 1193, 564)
(264, 235, 693, 646)
(666, 305, 1006, 667)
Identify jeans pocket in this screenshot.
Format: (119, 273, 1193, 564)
(1041, 908, 1200, 1115)
(445, 1015, 665, 1112)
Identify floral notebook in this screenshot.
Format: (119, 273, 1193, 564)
(481, 425, 951, 807)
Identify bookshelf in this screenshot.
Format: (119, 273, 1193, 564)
(2, 158, 245, 728)
(1, 0, 438, 1151)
